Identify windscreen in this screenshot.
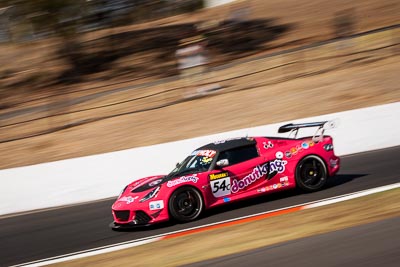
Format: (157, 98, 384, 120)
(168, 149, 217, 177)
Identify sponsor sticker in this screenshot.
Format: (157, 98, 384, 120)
(257, 181, 289, 193)
(149, 200, 164, 211)
(209, 172, 229, 181)
(191, 150, 216, 158)
(301, 142, 309, 149)
(258, 187, 266, 193)
(119, 196, 138, 204)
(263, 141, 274, 149)
(288, 140, 315, 158)
(167, 175, 199, 187)
(213, 137, 243, 144)
(223, 197, 231, 203)
(280, 176, 289, 182)
(211, 175, 231, 197)
(149, 179, 163, 187)
(258, 184, 279, 193)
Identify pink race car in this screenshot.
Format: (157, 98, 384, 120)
(110, 121, 340, 229)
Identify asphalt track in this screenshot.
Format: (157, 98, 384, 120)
(0, 146, 399, 266)
(185, 216, 400, 267)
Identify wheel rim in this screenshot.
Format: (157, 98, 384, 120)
(172, 190, 201, 219)
(299, 158, 325, 188)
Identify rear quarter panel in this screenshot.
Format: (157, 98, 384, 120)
(257, 136, 339, 183)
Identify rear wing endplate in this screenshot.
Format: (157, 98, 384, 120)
(278, 120, 336, 141)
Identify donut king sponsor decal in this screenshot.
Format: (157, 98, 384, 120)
(167, 175, 199, 187)
(231, 159, 287, 193)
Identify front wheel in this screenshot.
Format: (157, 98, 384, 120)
(169, 186, 204, 223)
(295, 155, 328, 192)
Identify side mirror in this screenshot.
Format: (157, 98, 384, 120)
(176, 162, 181, 168)
(216, 159, 229, 167)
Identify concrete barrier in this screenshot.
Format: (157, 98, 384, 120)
(0, 102, 399, 216)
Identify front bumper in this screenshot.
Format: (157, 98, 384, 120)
(109, 221, 151, 229)
(110, 207, 169, 229)
(112, 209, 154, 225)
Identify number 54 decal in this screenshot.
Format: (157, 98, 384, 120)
(209, 172, 231, 197)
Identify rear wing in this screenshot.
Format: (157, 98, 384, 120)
(278, 121, 337, 141)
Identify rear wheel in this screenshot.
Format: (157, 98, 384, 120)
(169, 186, 204, 222)
(295, 155, 327, 192)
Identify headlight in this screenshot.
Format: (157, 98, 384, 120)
(140, 186, 161, 202)
(323, 144, 334, 151)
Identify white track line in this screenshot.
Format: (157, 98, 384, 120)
(12, 183, 400, 267)
(11, 238, 162, 267)
(304, 183, 400, 209)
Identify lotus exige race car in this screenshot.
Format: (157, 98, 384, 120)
(110, 121, 340, 229)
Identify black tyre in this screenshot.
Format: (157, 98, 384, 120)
(168, 186, 204, 222)
(295, 155, 328, 192)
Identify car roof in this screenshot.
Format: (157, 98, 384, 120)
(196, 137, 257, 152)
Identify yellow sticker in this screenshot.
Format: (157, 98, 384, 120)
(209, 172, 229, 181)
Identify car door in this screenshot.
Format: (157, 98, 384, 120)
(209, 145, 268, 198)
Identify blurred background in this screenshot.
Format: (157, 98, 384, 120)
(0, 0, 399, 169)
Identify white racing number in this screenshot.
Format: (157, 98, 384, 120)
(209, 172, 231, 197)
